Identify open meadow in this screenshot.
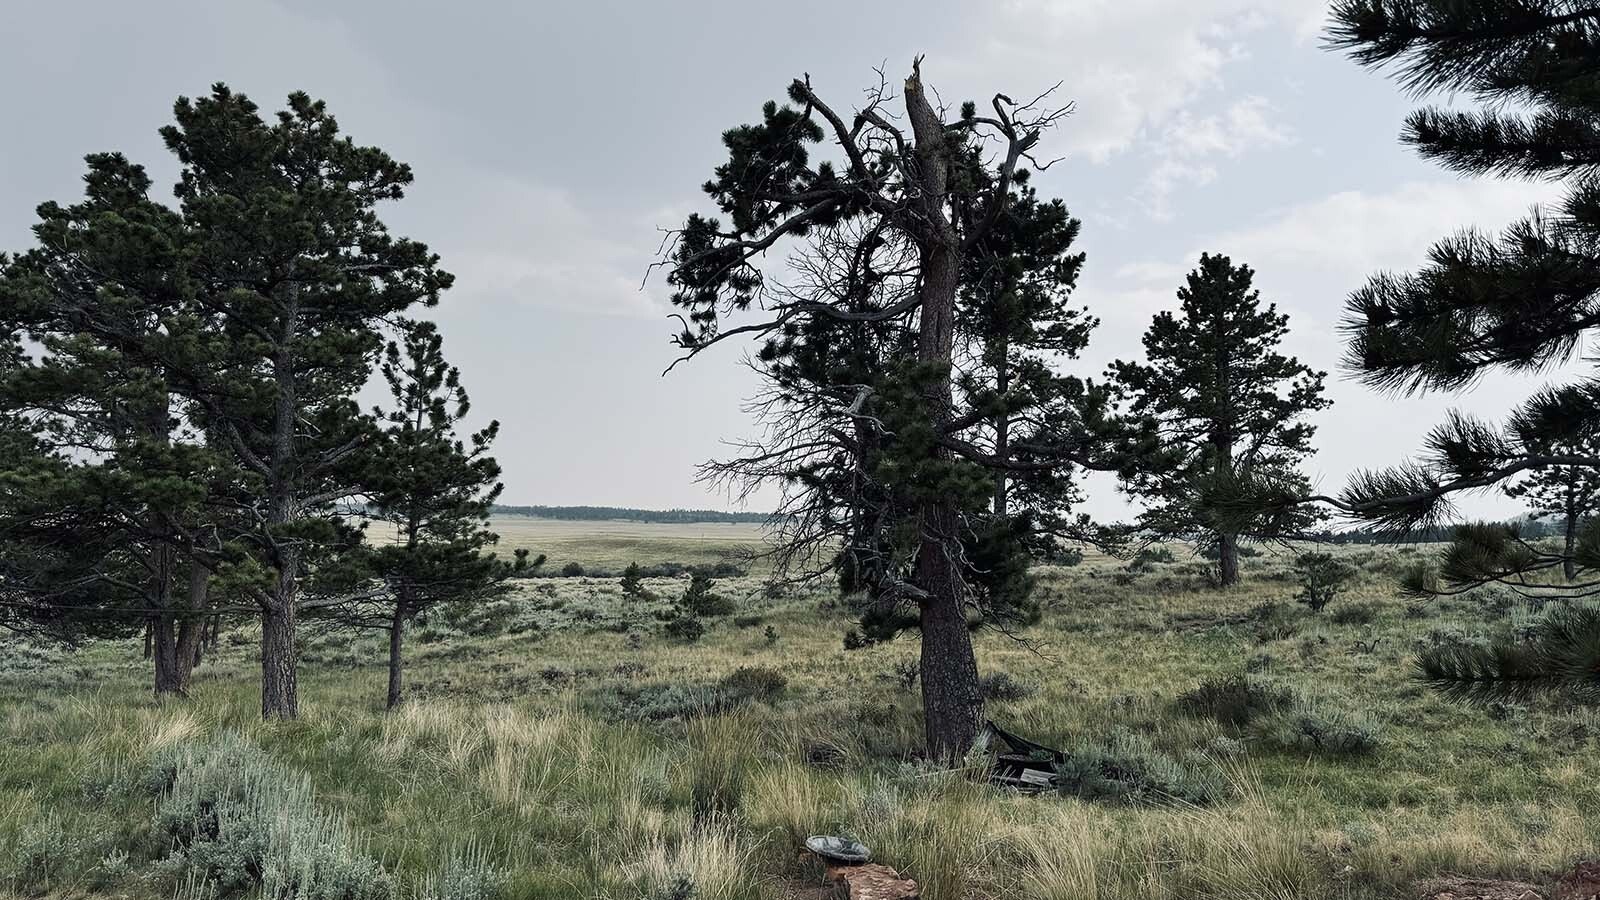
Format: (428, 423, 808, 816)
(1, 520, 1594, 900)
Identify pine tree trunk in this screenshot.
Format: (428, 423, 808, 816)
(260, 600, 298, 720)
(175, 559, 209, 685)
(259, 298, 302, 721)
(911, 244, 983, 760)
(1565, 508, 1579, 581)
(904, 69, 983, 761)
(1218, 531, 1240, 588)
(993, 355, 1010, 518)
(152, 613, 184, 695)
(259, 548, 301, 720)
(917, 502, 983, 762)
(386, 601, 407, 711)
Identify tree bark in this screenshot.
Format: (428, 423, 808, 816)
(175, 559, 209, 685)
(993, 351, 1010, 518)
(152, 613, 183, 695)
(1217, 531, 1240, 588)
(1564, 505, 1579, 581)
(260, 597, 298, 720)
(386, 601, 407, 711)
(904, 67, 984, 761)
(259, 288, 302, 720)
(916, 501, 983, 762)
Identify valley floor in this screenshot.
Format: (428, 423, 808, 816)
(0, 531, 1594, 899)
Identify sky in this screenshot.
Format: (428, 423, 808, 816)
(0, 0, 1582, 522)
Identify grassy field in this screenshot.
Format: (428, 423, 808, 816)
(0, 522, 1595, 899)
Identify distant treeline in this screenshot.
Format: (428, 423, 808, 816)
(493, 505, 771, 524)
(1302, 516, 1557, 545)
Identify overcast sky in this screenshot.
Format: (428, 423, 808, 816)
(2, 1, 1578, 521)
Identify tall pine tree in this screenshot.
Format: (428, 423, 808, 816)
(1110, 254, 1329, 586)
(0, 155, 225, 692)
(1329, 1, 1600, 700)
(663, 62, 1109, 758)
(352, 319, 515, 710)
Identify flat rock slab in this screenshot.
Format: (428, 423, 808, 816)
(1555, 860, 1600, 900)
(824, 862, 920, 900)
(1418, 875, 1543, 900)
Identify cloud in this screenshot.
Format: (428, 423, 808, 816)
(945, 0, 1326, 161)
(1135, 95, 1295, 220)
(429, 177, 670, 319)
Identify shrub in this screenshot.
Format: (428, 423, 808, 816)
(732, 615, 764, 628)
(607, 670, 784, 722)
(416, 846, 507, 900)
(718, 666, 787, 701)
(620, 563, 651, 601)
(1330, 601, 1380, 626)
(1125, 546, 1176, 575)
(1249, 601, 1301, 643)
(1293, 552, 1358, 613)
(979, 672, 1034, 702)
(1251, 703, 1382, 758)
(663, 615, 705, 643)
(1176, 674, 1297, 728)
(682, 572, 735, 617)
(1054, 730, 1224, 806)
(7, 815, 88, 892)
(560, 562, 585, 577)
(148, 731, 395, 900)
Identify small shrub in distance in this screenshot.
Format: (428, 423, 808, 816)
(1252, 702, 1382, 758)
(979, 672, 1034, 702)
(1177, 674, 1296, 728)
(1249, 601, 1301, 643)
(663, 615, 705, 643)
(718, 665, 787, 701)
(560, 562, 585, 578)
(682, 572, 736, 617)
(1330, 601, 1380, 626)
(1292, 551, 1358, 613)
(620, 562, 652, 601)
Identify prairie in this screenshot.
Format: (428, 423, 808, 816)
(0, 520, 1593, 900)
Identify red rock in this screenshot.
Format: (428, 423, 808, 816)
(1555, 860, 1600, 900)
(823, 862, 920, 900)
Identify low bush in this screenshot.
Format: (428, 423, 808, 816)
(148, 731, 396, 900)
(1176, 674, 1297, 728)
(1330, 602, 1380, 626)
(1251, 702, 1383, 758)
(663, 615, 705, 643)
(718, 666, 787, 701)
(1293, 552, 1359, 613)
(979, 672, 1034, 702)
(1054, 730, 1224, 806)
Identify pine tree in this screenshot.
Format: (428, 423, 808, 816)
(0, 155, 224, 692)
(1110, 254, 1329, 586)
(353, 319, 513, 710)
(620, 563, 650, 601)
(0, 90, 449, 715)
(663, 61, 1127, 758)
(1503, 434, 1600, 580)
(1329, 1, 1600, 701)
(159, 87, 451, 718)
